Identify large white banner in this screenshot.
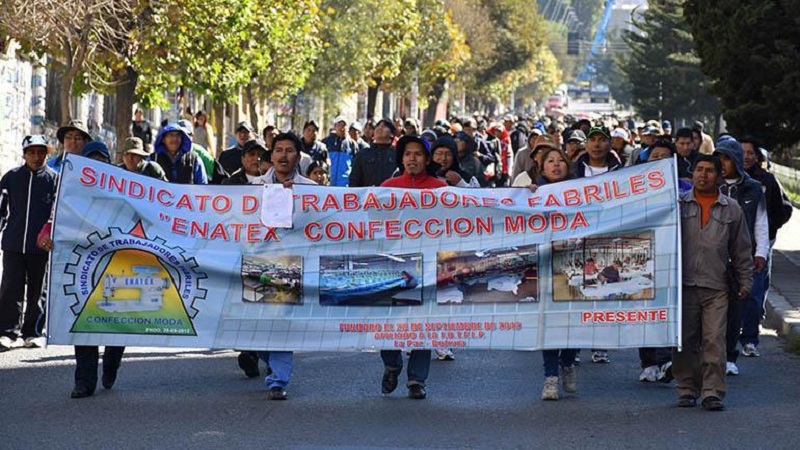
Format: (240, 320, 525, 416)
(48, 156, 681, 351)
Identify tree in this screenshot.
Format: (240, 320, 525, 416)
(0, 0, 138, 124)
(619, 0, 718, 125)
(135, 0, 322, 144)
(390, 0, 470, 123)
(685, 0, 800, 150)
(447, 0, 552, 112)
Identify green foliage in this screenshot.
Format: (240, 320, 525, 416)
(619, 0, 718, 123)
(571, 0, 604, 37)
(306, 0, 419, 98)
(136, 0, 321, 105)
(685, 0, 800, 149)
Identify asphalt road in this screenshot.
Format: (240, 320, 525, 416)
(3, 212, 800, 449)
(2, 339, 800, 449)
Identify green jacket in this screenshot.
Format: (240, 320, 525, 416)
(192, 143, 215, 177)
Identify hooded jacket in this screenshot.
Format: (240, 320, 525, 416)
(0, 164, 58, 254)
(431, 136, 479, 188)
(714, 139, 767, 257)
(153, 124, 208, 184)
(573, 151, 621, 178)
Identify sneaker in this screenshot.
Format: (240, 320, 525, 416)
(573, 352, 581, 366)
(541, 376, 559, 401)
(676, 395, 697, 408)
(0, 335, 17, 350)
(435, 349, 455, 361)
(701, 396, 724, 411)
(638, 365, 659, 382)
(591, 351, 610, 364)
(726, 361, 739, 376)
(657, 361, 674, 383)
(381, 367, 401, 395)
(237, 352, 260, 379)
(741, 343, 761, 357)
(408, 384, 427, 400)
(23, 337, 44, 348)
(561, 366, 577, 393)
(267, 386, 288, 400)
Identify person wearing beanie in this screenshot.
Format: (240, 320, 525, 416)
(81, 141, 111, 163)
(0, 135, 57, 352)
(349, 119, 399, 187)
(714, 138, 768, 374)
(379, 134, 445, 400)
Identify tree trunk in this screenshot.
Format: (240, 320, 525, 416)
(245, 82, 259, 133)
(424, 77, 447, 126)
(113, 66, 138, 162)
(213, 103, 225, 152)
(59, 70, 74, 125)
(367, 79, 383, 119)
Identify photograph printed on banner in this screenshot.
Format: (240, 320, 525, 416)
(319, 253, 423, 306)
(435, 245, 539, 304)
(552, 230, 655, 301)
(241, 255, 303, 304)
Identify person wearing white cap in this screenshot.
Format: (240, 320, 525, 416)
(321, 115, 359, 186)
(610, 128, 635, 165)
(348, 121, 369, 151)
(0, 135, 58, 352)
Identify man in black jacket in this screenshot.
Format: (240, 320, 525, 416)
(348, 119, 398, 187)
(218, 121, 255, 175)
(0, 135, 58, 351)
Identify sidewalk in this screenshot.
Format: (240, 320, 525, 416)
(765, 249, 800, 346)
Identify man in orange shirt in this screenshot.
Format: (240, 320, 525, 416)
(674, 155, 753, 411)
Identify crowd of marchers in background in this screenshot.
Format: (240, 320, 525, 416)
(0, 107, 793, 411)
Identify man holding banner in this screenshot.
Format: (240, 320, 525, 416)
(379, 134, 447, 400)
(257, 132, 315, 400)
(674, 155, 753, 411)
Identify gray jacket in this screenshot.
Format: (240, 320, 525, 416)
(680, 189, 753, 293)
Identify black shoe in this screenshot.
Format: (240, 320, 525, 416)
(702, 396, 724, 411)
(658, 361, 674, 383)
(268, 386, 287, 400)
(408, 384, 427, 400)
(102, 368, 118, 389)
(676, 395, 696, 408)
(70, 386, 95, 399)
(381, 368, 401, 394)
(238, 352, 260, 379)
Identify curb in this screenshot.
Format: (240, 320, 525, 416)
(765, 289, 800, 341)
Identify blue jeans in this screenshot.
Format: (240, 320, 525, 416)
(542, 349, 578, 377)
(381, 350, 431, 387)
(740, 268, 767, 346)
(257, 351, 293, 388)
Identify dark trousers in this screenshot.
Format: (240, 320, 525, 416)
(0, 251, 48, 339)
(725, 293, 744, 363)
(639, 347, 672, 368)
(74, 345, 125, 390)
(381, 350, 431, 387)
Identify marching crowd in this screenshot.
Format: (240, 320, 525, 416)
(0, 110, 793, 411)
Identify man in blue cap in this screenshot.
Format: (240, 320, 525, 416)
(0, 135, 58, 351)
